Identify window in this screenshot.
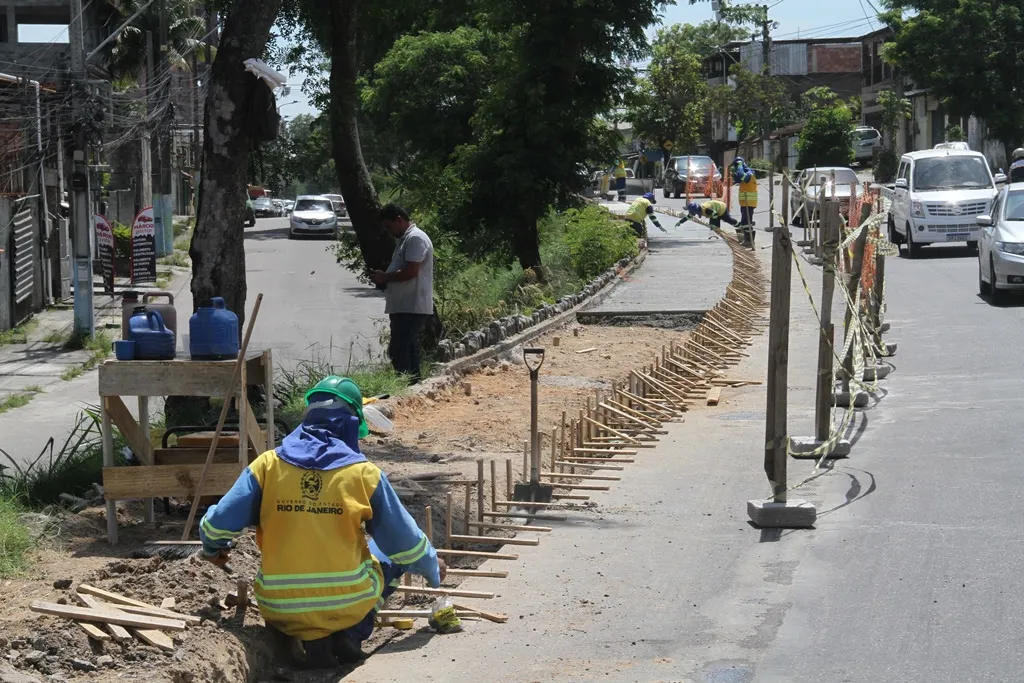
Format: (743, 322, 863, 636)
(913, 156, 992, 191)
(897, 161, 910, 182)
(1002, 191, 1024, 221)
(294, 199, 332, 212)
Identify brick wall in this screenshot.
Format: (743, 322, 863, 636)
(810, 45, 861, 74)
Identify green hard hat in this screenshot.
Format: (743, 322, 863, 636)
(304, 375, 368, 439)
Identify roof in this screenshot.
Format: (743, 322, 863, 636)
(901, 149, 987, 161)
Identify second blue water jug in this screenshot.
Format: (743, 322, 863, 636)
(127, 308, 176, 360)
(189, 297, 240, 360)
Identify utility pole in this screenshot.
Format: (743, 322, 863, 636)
(154, 0, 173, 256)
(761, 4, 775, 231)
(69, 0, 93, 337)
(141, 32, 153, 218)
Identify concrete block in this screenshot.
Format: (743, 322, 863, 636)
(833, 391, 869, 408)
(863, 365, 891, 382)
(748, 499, 817, 528)
(880, 342, 897, 357)
(789, 436, 851, 460)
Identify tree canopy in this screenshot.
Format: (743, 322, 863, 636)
(796, 88, 854, 168)
(881, 0, 1024, 157)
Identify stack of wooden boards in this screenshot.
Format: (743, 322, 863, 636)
(30, 585, 199, 651)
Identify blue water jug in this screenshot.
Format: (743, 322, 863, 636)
(189, 297, 240, 360)
(127, 308, 176, 360)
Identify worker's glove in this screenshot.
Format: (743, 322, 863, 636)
(674, 217, 688, 227)
(652, 221, 668, 233)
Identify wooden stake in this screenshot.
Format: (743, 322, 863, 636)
(489, 461, 496, 514)
(448, 534, 540, 546)
(477, 459, 485, 523)
(464, 483, 472, 536)
(816, 202, 841, 441)
(506, 458, 513, 499)
(435, 549, 519, 561)
(468, 521, 552, 533)
(583, 416, 640, 444)
(550, 427, 558, 472)
(446, 491, 453, 549)
(764, 225, 793, 502)
(445, 569, 510, 578)
(393, 585, 495, 600)
(540, 472, 621, 481)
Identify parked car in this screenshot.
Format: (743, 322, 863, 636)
(977, 183, 1024, 302)
(289, 196, 339, 239)
(253, 197, 276, 218)
(283, 199, 295, 214)
(883, 148, 1005, 258)
(663, 156, 722, 199)
(852, 126, 882, 163)
(323, 193, 348, 219)
(243, 196, 256, 227)
(272, 199, 285, 217)
(790, 167, 861, 224)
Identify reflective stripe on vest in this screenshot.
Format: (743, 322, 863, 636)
(257, 570, 381, 615)
(255, 559, 375, 591)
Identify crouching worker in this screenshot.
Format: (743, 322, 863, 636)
(199, 375, 445, 669)
(678, 200, 753, 248)
(623, 192, 666, 238)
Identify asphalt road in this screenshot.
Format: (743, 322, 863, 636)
(224, 216, 384, 370)
(351, 210, 1024, 681)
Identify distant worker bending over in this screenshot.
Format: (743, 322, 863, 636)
(622, 192, 666, 238)
(199, 376, 445, 670)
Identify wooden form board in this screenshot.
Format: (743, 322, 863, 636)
(102, 463, 245, 499)
(30, 602, 186, 631)
(98, 353, 268, 397)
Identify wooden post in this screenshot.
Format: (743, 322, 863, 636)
(138, 396, 153, 524)
(505, 459, 513, 499)
(871, 239, 886, 349)
(476, 459, 484, 523)
(464, 483, 472, 535)
(782, 173, 790, 229)
(764, 224, 793, 502)
(522, 441, 529, 481)
(445, 491, 453, 549)
(424, 506, 433, 545)
(101, 399, 117, 544)
(842, 224, 870, 393)
(490, 460, 497, 513)
(550, 427, 557, 472)
(815, 202, 841, 441)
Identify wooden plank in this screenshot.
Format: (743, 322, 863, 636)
(540, 472, 620, 481)
(112, 603, 202, 624)
(73, 592, 132, 642)
(570, 448, 637, 455)
(448, 534, 540, 546)
(77, 585, 198, 621)
(553, 461, 623, 471)
(175, 433, 241, 448)
(467, 521, 552, 533)
(707, 387, 723, 406)
(582, 416, 640, 444)
(98, 358, 257, 397)
(452, 603, 509, 624)
(393, 585, 494, 600)
(130, 628, 175, 651)
(30, 602, 186, 631)
(244, 402, 267, 454)
(104, 396, 154, 466)
(551, 493, 590, 500)
(564, 456, 635, 463)
(102, 463, 244, 499)
(154, 448, 258, 466)
(435, 549, 519, 561)
(445, 568, 510, 578)
(77, 622, 111, 641)
(492, 500, 575, 508)
(549, 482, 610, 491)
(479, 511, 568, 521)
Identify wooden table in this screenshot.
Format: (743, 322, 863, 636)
(99, 350, 273, 544)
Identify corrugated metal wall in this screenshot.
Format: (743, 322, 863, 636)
(740, 42, 809, 76)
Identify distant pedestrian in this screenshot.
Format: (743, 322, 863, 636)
(368, 204, 434, 384)
(614, 160, 628, 202)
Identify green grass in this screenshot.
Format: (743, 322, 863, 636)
(0, 320, 37, 346)
(0, 495, 31, 577)
(275, 353, 411, 432)
(159, 251, 191, 268)
(0, 393, 34, 416)
(0, 408, 120, 510)
(43, 329, 71, 345)
(61, 331, 112, 382)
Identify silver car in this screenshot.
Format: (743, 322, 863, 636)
(978, 184, 1024, 302)
(289, 196, 339, 239)
(790, 167, 861, 225)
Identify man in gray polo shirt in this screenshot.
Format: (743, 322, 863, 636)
(369, 204, 434, 383)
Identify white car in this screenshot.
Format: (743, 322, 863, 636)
(852, 126, 882, 163)
(886, 149, 1006, 258)
(790, 167, 861, 225)
(978, 184, 1024, 302)
(289, 196, 338, 239)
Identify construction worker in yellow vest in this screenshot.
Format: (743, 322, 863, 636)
(678, 199, 739, 230)
(198, 376, 445, 669)
(731, 156, 758, 226)
(623, 192, 666, 238)
(613, 160, 628, 201)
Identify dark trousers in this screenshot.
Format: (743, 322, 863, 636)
(627, 219, 646, 238)
(740, 206, 755, 225)
(389, 313, 429, 383)
(710, 211, 739, 228)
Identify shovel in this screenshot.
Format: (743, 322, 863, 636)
(512, 347, 554, 509)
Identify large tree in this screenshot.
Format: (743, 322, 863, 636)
(881, 0, 1024, 160)
(709, 64, 793, 142)
(189, 0, 282, 324)
(626, 26, 708, 160)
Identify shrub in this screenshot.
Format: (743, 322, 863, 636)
(0, 495, 30, 576)
(797, 102, 855, 169)
(747, 157, 772, 178)
(874, 148, 898, 183)
(563, 205, 638, 281)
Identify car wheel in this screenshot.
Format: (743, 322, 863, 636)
(887, 217, 901, 245)
(906, 227, 921, 259)
(663, 188, 670, 199)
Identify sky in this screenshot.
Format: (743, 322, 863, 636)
(17, 0, 879, 120)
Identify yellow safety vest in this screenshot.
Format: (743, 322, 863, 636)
(738, 176, 758, 207)
(613, 166, 627, 179)
(702, 199, 728, 219)
(249, 450, 386, 641)
(625, 198, 652, 224)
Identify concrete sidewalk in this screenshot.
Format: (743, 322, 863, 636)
(346, 229, 858, 682)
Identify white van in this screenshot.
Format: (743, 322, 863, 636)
(886, 149, 1006, 258)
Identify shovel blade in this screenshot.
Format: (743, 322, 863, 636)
(512, 482, 554, 505)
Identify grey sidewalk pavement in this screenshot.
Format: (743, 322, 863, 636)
(0, 268, 191, 469)
(348, 230, 848, 682)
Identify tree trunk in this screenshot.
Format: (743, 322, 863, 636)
(330, 0, 393, 272)
(513, 217, 542, 272)
(189, 0, 281, 329)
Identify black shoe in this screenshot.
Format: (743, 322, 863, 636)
(302, 637, 339, 669)
(331, 632, 368, 664)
